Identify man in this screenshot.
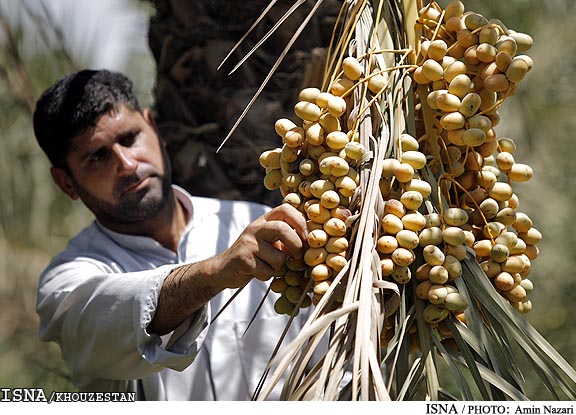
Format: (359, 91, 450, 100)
(33, 69, 309, 400)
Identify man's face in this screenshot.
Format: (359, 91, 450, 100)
(57, 104, 172, 225)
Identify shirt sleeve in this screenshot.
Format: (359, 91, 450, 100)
(36, 258, 210, 388)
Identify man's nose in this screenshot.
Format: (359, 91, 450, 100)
(112, 144, 137, 175)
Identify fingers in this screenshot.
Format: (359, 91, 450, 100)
(253, 238, 287, 279)
(223, 204, 307, 286)
(254, 220, 305, 260)
(263, 204, 308, 242)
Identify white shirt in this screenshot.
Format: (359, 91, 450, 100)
(36, 186, 307, 400)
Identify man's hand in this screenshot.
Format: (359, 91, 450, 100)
(148, 203, 307, 335)
(213, 203, 308, 288)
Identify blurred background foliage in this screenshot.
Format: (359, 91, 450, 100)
(0, 0, 574, 399)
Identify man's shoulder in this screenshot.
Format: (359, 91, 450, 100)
(47, 222, 116, 266)
(174, 185, 272, 218)
(190, 195, 272, 221)
(65, 221, 109, 251)
(38, 222, 116, 280)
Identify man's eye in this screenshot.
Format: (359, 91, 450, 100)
(89, 149, 108, 162)
(119, 133, 138, 147)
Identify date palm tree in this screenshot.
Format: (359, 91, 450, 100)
(146, 0, 342, 205)
(145, 0, 576, 401)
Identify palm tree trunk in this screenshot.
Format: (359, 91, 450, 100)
(146, 0, 341, 205)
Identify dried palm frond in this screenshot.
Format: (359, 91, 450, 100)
(219, 0, 576, 401)
(216, 0, 325, 153)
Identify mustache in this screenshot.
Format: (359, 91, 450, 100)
(114, 167, 159, 197)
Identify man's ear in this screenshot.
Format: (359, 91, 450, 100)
(143, 108, 166, 147)
(143, 108, 156, 129)
(50, 167, 79, 200)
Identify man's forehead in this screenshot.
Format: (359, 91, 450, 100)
(69, 106, 142, 149)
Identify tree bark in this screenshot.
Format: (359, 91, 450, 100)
(147, 0, 341, 205)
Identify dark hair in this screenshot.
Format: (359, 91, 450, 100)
(33, 69, 141, 169)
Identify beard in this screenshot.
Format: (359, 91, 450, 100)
(71, 165, 173, 225)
